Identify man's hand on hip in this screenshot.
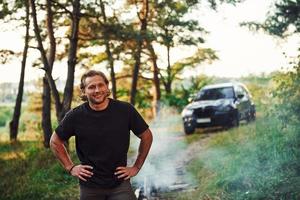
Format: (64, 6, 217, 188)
(115, 166, 140, 180)
(70, 164, 93, 181)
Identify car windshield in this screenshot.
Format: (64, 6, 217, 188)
(194, 87, 234, 101)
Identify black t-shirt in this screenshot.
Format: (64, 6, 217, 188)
(55, 98, 149, 188)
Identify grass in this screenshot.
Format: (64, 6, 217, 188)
(0, 140, 80, 200)
(176, 115, 300, 200)
(0, 105, 13, 127)
(0, 107, 299, 199)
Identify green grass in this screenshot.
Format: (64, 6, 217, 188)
(0, 140, 79, 200)
(0, 105, 13, 127)
(177, 116, 300, 200)
(1, 107, 299, 200)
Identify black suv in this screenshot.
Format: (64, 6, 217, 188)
(181, 82, 256, 134)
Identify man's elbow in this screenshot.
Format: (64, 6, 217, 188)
(50, 132, 62, 150)
(141, 128, 153, 143)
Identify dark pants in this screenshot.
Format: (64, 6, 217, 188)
(80, 180, 137, 200)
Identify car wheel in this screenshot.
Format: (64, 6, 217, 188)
(250, 110, 256, 121)
(184, 124, 195, 135)
(246, 111, 252, 123)
(250, 105, 256, 121)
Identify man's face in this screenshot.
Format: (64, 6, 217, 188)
(83, 75, 109, 105)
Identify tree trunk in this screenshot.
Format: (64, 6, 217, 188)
(99, 0, 117, 99)
(41, 0, 56, 148)
(147, 42, 161, 117)
(165, 43, 172, 94)
(9, 0, 30, 142)
(61, 0, 81, 121)
(30, 0, 62, 119)
(108, 46, 117, 99)
(130, 0, 149, 105)
(42, 77, 52, 148)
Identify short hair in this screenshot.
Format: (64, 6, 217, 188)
(80, 70, 109, 91)
(80, 70, 109, 101)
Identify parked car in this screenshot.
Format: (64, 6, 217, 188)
(181, 82, 256, 134)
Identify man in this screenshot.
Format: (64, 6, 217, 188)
(50, 70, 153, 200)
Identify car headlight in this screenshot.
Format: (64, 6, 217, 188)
(181, 109, 193, 117)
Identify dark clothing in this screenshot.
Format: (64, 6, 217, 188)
(55, 99, 149, 189)
(80, 180, 137, 200)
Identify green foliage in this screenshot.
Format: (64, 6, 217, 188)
(242, 0, 300, 37)
(0, 0, 12, 18)
(0, 141, 79, 200)
(161, 75, 213, 110)
(155, 0, 205, 47)
(272, 53, 300, 124)
(0, 106, 12, 127)
(240, 73, 274, 111)
(162, 90, 190, 111)
(178, 112, 300, 199)
(263, 0, 300, 37)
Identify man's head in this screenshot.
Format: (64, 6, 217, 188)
(80, 70, 110, 104)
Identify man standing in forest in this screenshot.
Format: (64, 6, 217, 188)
(50, 70, 153, 200)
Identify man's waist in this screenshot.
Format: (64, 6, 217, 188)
(79, 173, 123, 189)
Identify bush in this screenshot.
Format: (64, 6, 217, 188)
(272, 53, 300, 124)
(0, 106, 13, 127)
(161, 75, 213, 111)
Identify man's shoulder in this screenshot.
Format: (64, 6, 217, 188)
(73, 102, 87, 111)
(111, 98, 132, 108)
(67, 103, 86, 116)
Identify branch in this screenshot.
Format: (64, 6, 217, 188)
(50, 0, 72, 16)
(134, 0, 142, 21)
(158, 71, 167, 86)
(53, 11, 70, 15)
(116, 74, 132, 80)
(140, 75, 152, 81)
(80, 12, 99, 18)
(78, 35, 104, 41)
(115, 74, 152, 81)
(28, 45, 39, 49)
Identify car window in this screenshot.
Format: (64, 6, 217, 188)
(194, 87, 234, 101)
(235, 86, 243, 96)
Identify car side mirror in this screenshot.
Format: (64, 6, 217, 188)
(237, 94, 244, 99)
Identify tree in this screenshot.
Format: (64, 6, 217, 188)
(146, 40, 161, 117)
(40, 0, 57, 148)
(74, 0, 122, 99)
(98, 0, 117, 99)
(129, 0, 150, 105)
(30, 0, 81, 147)
(152, 0, 207, 94)
(8, 0, 30, 142)
(242, 0, 300, 37)
(30, 0, 81, 121)
(243, 0, 300, 123)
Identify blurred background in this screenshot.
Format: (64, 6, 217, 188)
(0, 0, 299, 199)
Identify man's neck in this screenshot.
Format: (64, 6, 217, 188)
(89, 98, 110, 111)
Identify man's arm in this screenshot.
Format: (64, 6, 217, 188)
(50, 132, 93, 181)
(115, 128, 153, 180)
